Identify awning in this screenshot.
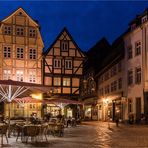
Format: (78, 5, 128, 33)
(0, 79, 54, 102)
(43, 98, 83, 105)
(13, 97, 42, 104)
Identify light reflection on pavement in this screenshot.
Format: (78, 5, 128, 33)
(2, 121, 148, 148)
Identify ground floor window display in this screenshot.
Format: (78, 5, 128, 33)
(84, 105, 92, 120)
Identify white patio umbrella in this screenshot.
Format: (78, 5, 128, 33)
(0, 79, 53, 136)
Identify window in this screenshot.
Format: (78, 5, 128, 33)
(99, 88, 104, 96)
(128, 99, 132, 113)
(105, 85, 110, 94)
(54, 77, 61, 86)
(128, 70, 133, 85)
(111, 66, 117, 77)
(17, 47, 24, 59)
(3, 70, 11, 80)
(131, 23, 136, 30)
(118, 78, 122, 89)
(29, 49, 36, 59)
(65, 60, 72, 69)
(111, 81, 117, 92)
(29, 28, 36, 37)
(111, 82, 114, 92)
(4, 25, 12, 35)
(16, 26, 24, 36)
(135, 41, 141, 56)
(16, 70, 23, 81)
(104, 72, 109, 80)
(142, 15, 147, 23)
(61, 40, 69, 51)
(135, 67, 141, 84)
(54, 59, 61, 68)
(3, 46, 11, 58)
(118, 62, 122, 72)
(29, 71, 36, 83)
(127, 46, 132, 59)
(63, 78, 70, 86)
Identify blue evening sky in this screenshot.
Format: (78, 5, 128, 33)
(0, 1, 148, 51)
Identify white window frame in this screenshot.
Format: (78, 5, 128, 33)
(135, 41, 141, 56)
(54, 59, 61, 68)
(65, 60, 72, 69)
(29, 28, 36, 38)
(29, 70, 36, 83)
(63, 78, 70, 86)
(142, 15, 147, 23)
(4, 25, 12, 35)
(29, 48, 36, 59)
(3, 70, 11, 80)
(16, 26, 24, 36)
(3, 46, 11, 58)
(17, 47, 24, 59)
(16, 70, 24, 82)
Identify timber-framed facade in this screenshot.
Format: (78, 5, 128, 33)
(43, 28, 85, 99)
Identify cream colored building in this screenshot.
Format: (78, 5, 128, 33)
(97, 55, 125, 121)
(0, 8, 44, 118)
(124, 9, 148, 123)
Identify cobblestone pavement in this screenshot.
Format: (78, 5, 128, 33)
(1, 121, 148, 148)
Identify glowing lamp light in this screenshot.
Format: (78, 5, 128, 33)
(30, 93, 42, 100)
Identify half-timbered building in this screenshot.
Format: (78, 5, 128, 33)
(0, 7, 44, 117)
(43, 28, 85, 117)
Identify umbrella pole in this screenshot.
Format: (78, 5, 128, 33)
(8, 102, 11, 138)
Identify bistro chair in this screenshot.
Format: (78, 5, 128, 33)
(39, 124, 48, 142)
(54, 123, 64, 137)
(22, 125, 40, 143)
(0, 124, 8, 145)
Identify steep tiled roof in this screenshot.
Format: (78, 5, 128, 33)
(84, 37, 111, 74)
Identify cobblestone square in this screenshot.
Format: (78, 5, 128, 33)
(1, 121, 148, 148)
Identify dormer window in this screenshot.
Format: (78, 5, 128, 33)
(131, 23, 136, 30)
(142, 15, 147, 23)
(61, 40, 69, 51)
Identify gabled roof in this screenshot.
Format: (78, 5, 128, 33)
(44, 27, 84, 57)
(1, 7, 39, 27)
(84, 37, 111, 74)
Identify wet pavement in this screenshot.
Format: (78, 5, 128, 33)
(1, 121, 148, 148)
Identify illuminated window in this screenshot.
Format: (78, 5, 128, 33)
(3, 46, 11, 58)
(61, 40, 69, 51)
(16, 70, 23, 81)
(135, 41, 141, 56)
(54, 77, 61, 86)
(54, 59, 61, 68)
(63, 78, 70, 86)
(29, 71, 36, 83)
(16, 26, 24, 36)
(17, 47, 24, 59)
(3, 70, 11, 80)
(29, 28, 36, 37)
(29, 49, 36, 59)
(4, 25, 12, 35)
(65, 60, 72, 69)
